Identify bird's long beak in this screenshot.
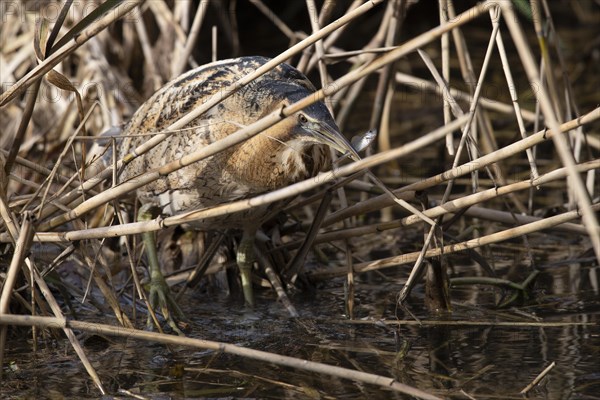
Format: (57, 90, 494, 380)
(308, 119, 354, 157)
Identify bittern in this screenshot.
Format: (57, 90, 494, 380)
(112, 56, 348, 328)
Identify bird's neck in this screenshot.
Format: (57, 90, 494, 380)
(224, 133, 303, 192)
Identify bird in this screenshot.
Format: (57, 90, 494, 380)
(108, 56, 348, 330)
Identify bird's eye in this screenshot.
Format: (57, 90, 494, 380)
(298, 113, 308, 124)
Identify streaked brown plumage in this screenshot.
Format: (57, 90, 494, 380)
(119, 57, 344, 223)
(112, 56, 347, 326)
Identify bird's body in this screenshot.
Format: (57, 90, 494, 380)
(117, 56, 340, 229)
(110, 56, 347, 318)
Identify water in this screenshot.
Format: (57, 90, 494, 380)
(2, 252, 598, 399)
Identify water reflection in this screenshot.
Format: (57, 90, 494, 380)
(2, 261, 599, 399)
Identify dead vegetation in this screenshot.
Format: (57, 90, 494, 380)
(1, 0, 599, 398)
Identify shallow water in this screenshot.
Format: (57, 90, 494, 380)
(2, 249, 599, 399)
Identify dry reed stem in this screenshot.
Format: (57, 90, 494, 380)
(34, 0, 385, 228)
(304, 0, 357, 316)
(413, 39, 501, 272)
(133, 12, 161, 92)
(39, 1, 491, 238)
(285, 191, 333, 281)
(329, 319, 594, 327)
(335, 2, 395, 129)
(145, 1, 187, 44)
(460, 206, 588, 234)
(0, 186, 19, 246)
(439, 0, 453, 155)
(284, 159, 600, 249)
(404, 160, 599, 227)
(78, 239, 134, 329)
(499, 1, 600, 262)
(370, 0, 404, 225)
(0, 197, 104, 392)
(112, 203, 157, 328)
(32, 105, 98, 217)
(520, 361, 556, 394)
(394, 72, 538, 120)
(311, 202, 600, 280)
(307, 0, 364, 71)
(171, 0, 209, 78)
(0, 213, 33, 314)
(3, 80, 40, 179)
(25, 260, 106, 394)
(537, 0, 589, 169)
(19, 116, 468, 243)
(0, 1, 143, 106)
(491, 9, 539, 181)
(0, 149, 86, 193)
(418, 49, 464, 119)
(445, 1, 513, 213)
(324, 106, 600, 227)
(0, 213, 34, 378)
(530, 0, 562, 120)
(435, 10, 498, 175)
(0, 314, 442, 400)
(3, 101, 597, 245)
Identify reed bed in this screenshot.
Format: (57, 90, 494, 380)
(1, 0, 598, 398)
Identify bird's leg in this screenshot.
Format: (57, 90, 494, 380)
(138, 204, 185, 334)
(236, 227, 256, 307)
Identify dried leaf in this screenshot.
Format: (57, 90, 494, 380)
(47, 69, 77, 92)
(34, 18, 49, 61)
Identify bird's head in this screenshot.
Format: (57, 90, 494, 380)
(255, 86, 350, 184)
(291, 105, 348, 156)
(279, 83, 349, 155)
(230, 61, 352, 189)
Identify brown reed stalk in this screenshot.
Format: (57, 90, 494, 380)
(310, 202, 600, 281)
(0, 314, 442, 400)
(500, 1, 600, 261)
